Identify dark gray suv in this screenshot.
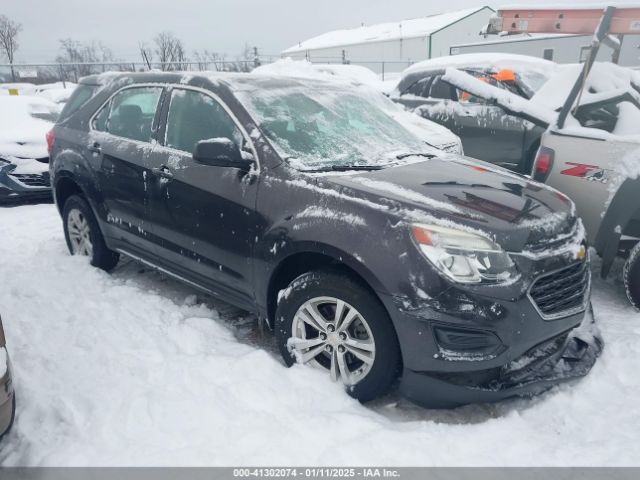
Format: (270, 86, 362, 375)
(48, 72, 601, 407)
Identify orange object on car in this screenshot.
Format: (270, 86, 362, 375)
(493, 69, 516, 82)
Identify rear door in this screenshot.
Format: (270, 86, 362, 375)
(450, 79, 530, 170)
(91, 85, 164, 250)
(145, 87, 260, 307)
(395, 74, 460, 136)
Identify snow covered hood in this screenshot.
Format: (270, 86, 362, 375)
(326, 156, 577, 252)
(0, 95, 60, 159)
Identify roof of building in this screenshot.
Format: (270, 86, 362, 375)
(282, 7, 494, 54)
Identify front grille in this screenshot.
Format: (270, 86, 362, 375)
(9, 173, 50, 188)
(529, 261, 589, 319)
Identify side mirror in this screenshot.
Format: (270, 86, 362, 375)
(192, 138, 254, 170)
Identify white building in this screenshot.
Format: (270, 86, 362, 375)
(450, 34, 640, 66)
(281, 7, 495, 75)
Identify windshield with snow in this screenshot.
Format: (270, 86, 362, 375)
(238, 85, 427, 171)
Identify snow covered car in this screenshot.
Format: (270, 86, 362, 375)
(391, 53, 558, 173)
(0, 316, 15, 440)
(254, 59, 464, 155)
(0, 95, 60, 203)
(49, 72, 601, 408)
(33, 82, 77, 106)
(445, 61, 640, 309)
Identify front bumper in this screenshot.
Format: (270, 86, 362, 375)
(0, 347, 14, 439)
(0, 160, 52, 204)
(398, 307, 602, 408)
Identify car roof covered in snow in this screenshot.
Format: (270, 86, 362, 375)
(394, 53, 559, 95)
(79, 70, 368, 95)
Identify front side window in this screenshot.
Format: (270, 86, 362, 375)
(92, 87, 162, 142)
(164, 89, 243, 153)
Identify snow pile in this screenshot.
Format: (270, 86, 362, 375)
(283, 7, 485, 53)
(0, 83, 37, 96)
(33, 82, 77, 105)
(0, 204, 639, 466)
(530, 63, 640, 112)
(254, 59, 385, 91)
(0, 95, 60, 159)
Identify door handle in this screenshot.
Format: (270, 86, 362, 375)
(152, 165, 174, 179)
(88, 142, 102, 154)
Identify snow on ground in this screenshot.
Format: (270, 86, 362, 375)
(0, 203, 639, 466)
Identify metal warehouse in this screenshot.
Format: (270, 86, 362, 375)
(281, 6, 495, 74)
(450, 33, 640, 66)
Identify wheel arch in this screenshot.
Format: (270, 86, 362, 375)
(53, 172, 86, 214)
(265, 245, 390, 328)
(594, 177, 640, 278)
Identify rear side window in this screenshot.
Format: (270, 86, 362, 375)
(429, 76, 454, 100)
(93, 87, 162, 142)
(164, 89, 243, 153)
(58, 84, 97, 122)
(403, 77, 432, 98)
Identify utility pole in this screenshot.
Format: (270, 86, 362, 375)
(253, 46, 260, 68)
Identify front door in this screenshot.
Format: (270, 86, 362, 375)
(146, 87, 259, 307)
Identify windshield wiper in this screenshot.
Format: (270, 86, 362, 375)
(330, 165, 384, 171)
(299, 164, 386, 173)
(396, 152, 436, 160)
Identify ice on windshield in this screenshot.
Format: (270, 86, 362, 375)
(235, 84, 428, 170)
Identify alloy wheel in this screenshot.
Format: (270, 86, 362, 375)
(289, 296, 376, 386)
(67, 208, 93, 257)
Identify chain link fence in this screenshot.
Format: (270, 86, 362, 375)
(0, 59, 414, 84)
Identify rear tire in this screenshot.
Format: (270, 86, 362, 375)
(624, 242, 640, 310)
(275, 268, 401, 402)
(62, 195, 119, 271)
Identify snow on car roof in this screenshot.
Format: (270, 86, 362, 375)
(402, 52, 557, 77)
(253, 58, 385, 90)
(283, 7, 490, 53)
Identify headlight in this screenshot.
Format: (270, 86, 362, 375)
(411, 224, 518, 284)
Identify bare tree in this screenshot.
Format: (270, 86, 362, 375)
(193, 49, 223, 71)
(223, 44, 255, 72)
(0, 15, 22, 81)
(55, 39, 115, 81)
(139, 42, 153, 70)
(153, 32, 187, 71)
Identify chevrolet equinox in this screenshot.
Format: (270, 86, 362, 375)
(48, 72, 602, 407)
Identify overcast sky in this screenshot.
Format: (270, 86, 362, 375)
(2, 0, 636, 63)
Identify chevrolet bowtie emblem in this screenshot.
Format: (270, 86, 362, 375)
(576, 245, 587, 260)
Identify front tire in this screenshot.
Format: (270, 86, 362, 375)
(624, 241, 640, 310)
(62, 195, 119, 271)
(275, 268, 401, 402)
